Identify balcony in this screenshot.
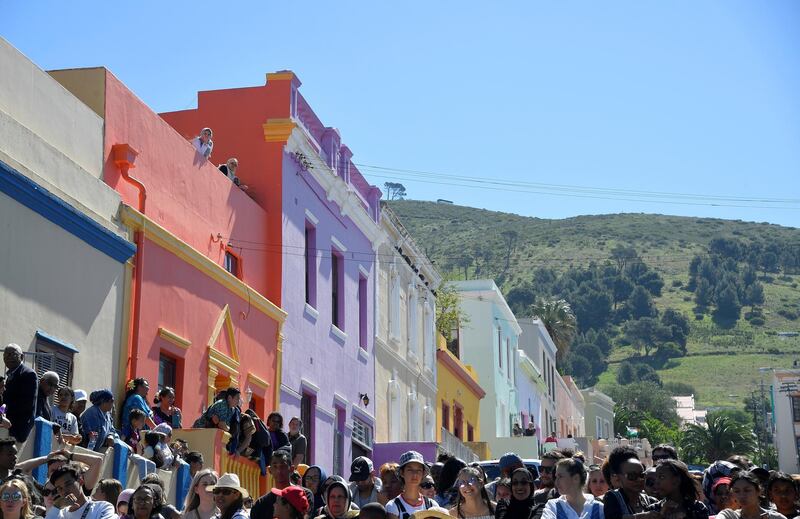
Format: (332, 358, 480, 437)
(440, 427, 480, 463)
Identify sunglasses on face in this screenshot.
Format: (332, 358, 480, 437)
(540, 466, 555, 474)
(458, 477, 479, 487)
(623, 472, 646, 481)
(421, 482, 435, 489)
(1, 491, 23, 502)
(213, 489, 235, 496)
(511, 480, 531, 486)
(652, 455, 671, 461)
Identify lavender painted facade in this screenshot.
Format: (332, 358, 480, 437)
(279, 87, 383, 475)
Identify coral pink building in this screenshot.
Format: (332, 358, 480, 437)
(50, 68, 286, 431)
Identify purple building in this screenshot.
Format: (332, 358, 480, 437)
(161, 71, 383, 474)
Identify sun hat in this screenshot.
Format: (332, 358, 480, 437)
(206, 473, 249, 499)
(271, 486, 309, 514)
(411, 508, 451, 519)
(398, 450, 426, 469)
(73, 390, 88, 402)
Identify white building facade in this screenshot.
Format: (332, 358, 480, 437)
(772, 369, 800, 473)
(518, 317, 559, 439)
(373, 206, 440, 445)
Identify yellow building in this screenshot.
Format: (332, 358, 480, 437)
(437, 336, 489, 460)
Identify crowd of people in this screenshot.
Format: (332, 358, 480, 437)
(4, 343, 800, 519)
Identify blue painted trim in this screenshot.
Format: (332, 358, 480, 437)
(35, 330, 80, 353)
(0, 159, 136, 263)
(32, 418, 53, 484)
(112, 439, 131, 482)
(174, 459, 191, 510)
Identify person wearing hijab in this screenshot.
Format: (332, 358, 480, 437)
(303, 465, 329, 514)
(315, 477, 357, 519)
(495, 467, 537, 519)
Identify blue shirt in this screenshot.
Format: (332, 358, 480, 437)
(80, 405, 118, 451)
(121, 394, 152, 426)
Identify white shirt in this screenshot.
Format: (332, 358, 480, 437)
(542, 494, 603, 519)
(191, 137, 213, 158)
(51, 406, 79, 435)
(386, 495, 431, 518)
(45, 498, 117, 519)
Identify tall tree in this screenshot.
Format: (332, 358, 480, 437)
(383, 182, 407, 200)
(531, 299, 577, 364)
(680, 413, 756, 464)
(627, 286, 657, 319)
(611, 245, 638, 272)
(500, 230, 520, 275)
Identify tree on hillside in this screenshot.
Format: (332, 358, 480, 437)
(680, 413, 756, 464)
(611, 276, 634, 310)
(694, 278, 713, 308)
(715, 283, 742, 321)
(500, 230, 519, 276)
(611, 245, 638, 272)
(660, 309, 690, 349)
(383, 182, 407, 200)
(531, 299, 577, 364)
(606, 382, 679, 426)
(624, 317, 663, 357)
(454, 254, 473, 280)
(573, 288, 612, 333)
(628, 286, 657, 320)
(506, 284, 536, 317)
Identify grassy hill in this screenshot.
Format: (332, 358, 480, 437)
(388, 200, 800, 409)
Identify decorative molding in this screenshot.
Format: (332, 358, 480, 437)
(315, 405, 336, 420)
(304, 209, 319, 225)
(357, 347, 369, 363)
(351, 404, 376, 424)
(333, 393, 349, 408)
(358, 265, 370, 278)
(246, 372, 270, 392)
(120, 206, 286, 323)
(286, 129, 383, 249)
(330, 324, 347, 342)
(330, 235, 347, 252)
(280, 384, 302, 401)
(304, 303, 319, 321)
(266, 72, 297, 82)
(263, 119, 297, 143)
(300, 378, 320, 394)
(0, 159, 136, 263)
(158, 327, 191, 350)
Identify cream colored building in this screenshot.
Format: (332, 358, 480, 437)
(0, 38, 134, 393)
(374, 206, 441, 444)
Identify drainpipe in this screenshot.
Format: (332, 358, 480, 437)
(112, 144, 145, 380)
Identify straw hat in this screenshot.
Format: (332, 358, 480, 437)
(206, 473, 249, 499)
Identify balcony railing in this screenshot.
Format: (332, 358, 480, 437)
(440, 427, 479, 463)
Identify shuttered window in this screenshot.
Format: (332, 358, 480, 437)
(34, 336, 74, 389)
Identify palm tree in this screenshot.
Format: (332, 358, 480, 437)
(531, 299, 577, 363)
(680, 414, 756, 464)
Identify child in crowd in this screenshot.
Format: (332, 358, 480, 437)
(121, 408, 147, 454)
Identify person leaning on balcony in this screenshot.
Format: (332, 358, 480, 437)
(120, 378, 157, 430)
(3, 343, 38, 443)
(217, 159, 248, 190)
(51, 387, 82, 445)
(152, 387, 182, 429)
(80, 390, 118, 452)
(192, 388, 241, 431)
(287, 417, 307, 466)
(191, 128, 213, 159)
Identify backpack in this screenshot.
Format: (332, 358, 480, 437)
(393, 496, 434, 519)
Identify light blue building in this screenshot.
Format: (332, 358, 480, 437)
(451, 280, 527, 458)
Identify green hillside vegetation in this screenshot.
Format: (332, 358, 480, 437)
(389, 200, 800, 413)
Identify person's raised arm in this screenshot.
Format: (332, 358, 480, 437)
(71, 449, 104, 492)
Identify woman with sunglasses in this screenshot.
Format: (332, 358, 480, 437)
(152, 388, 182, 429)
(449, 467, 494, 519)
(420, 476, 437, 500)
(495, 467, 537, 519)
(208, 474, 248, 519)
(181, 469, 219, 519)
(718, 472, 786, 519)
(603, 449, 657, 519)
(649, 460, 708, 519)
(1, 478, 39, 519)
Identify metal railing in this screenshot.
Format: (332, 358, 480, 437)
(440, 427, 479, 462)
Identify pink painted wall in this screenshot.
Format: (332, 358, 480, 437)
(134, 239, 279, 419)
(101, 71, 273, 299)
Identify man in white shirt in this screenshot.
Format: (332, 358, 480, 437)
(46, 463, 117, 519)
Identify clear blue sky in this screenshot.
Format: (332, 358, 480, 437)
(3, 1, 799, 227)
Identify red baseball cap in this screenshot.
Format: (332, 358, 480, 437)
(271, 487, 310, 514)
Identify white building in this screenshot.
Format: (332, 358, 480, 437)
(0, 38, 134, 394)
(673, 395, 707, 427)
(772, 369, 800, 473)
(517, 317, 558, 440)
(373, 206, 440, 446)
